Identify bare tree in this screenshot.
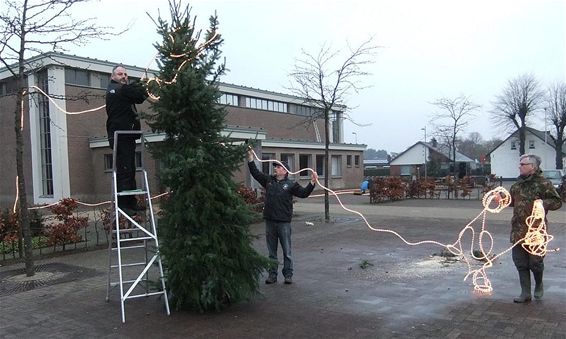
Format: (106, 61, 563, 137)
(0, 0, 120, 276)
(491, 74, 545, 155)
(288, 38, 378, 222)
(546, 82, 566, 169)
(457, 132, 483, 160)
(430, 95, 480, 178)
(457, 132, 502, 173)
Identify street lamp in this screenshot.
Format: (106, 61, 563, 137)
(352, 132, 357, 144)
(421, 127, 427, 181)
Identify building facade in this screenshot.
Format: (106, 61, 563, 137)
(0, 52, 365, 207)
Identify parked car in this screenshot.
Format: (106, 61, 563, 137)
(542, 169, 565, 190)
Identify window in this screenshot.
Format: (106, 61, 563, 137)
(262, 153, 275, 175)
(219, 93, 238, 106)
(510, 141, 517, 150)
(354, 155, 360, 167)
(316, 155, 325, 176)
(289, 104, 323, 117)
(65, 68, 90, 86)
(346, 155, 352, 167)
(528, 140, 535, 149)
(245, 96, 287, 113)
(0, 78, 18, 96)
(299, 154, 311, 177)
(277, 102, 287, 113)
(331, 111, 342, 143)
(100, 75, 109, 89)
(135, 151, 142, 168)
(331, 155, 342, 176)
(400, 165, 412, 176)
(37, 70, 53, 196)
(281, 153, 295, 173)
(104, 154, 113, 170)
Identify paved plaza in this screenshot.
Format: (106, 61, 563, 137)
(1, 194, 565, 338)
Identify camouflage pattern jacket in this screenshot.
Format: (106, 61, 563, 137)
(509, 170, 562, 243)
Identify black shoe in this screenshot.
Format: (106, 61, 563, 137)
(265, 274, 277, 284)
(513, 294, 532, 303)
(284, 276, 293, 284)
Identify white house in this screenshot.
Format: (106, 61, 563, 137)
(390, 139, 474, 178)
(488, 127, 566, 179)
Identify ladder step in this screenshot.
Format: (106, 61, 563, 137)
(110, 262, 148, 268)
(112, 229, 145, 234)
(119, 236, 154, 242)
(112, 244, 146, 250)
(110, 279, 149, 287)
(125, 291, 167, 300)
(116, 189, 147, 196)
(112, 245, 159, 252)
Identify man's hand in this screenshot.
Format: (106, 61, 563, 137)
(247, 149, 254, 162)
(311, 172, 318, 185)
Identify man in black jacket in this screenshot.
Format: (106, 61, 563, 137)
(248, 150, 318, 284)
(106, 65, 148, 213)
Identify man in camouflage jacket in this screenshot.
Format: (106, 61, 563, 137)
(508, 154, 562, 303)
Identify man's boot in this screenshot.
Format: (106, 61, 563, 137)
(513, 270, 532, 303)
(265, 272, 277, 284)
(533, 271, 544, 300)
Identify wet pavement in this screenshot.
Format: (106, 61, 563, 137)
(1, 194, 565, 338)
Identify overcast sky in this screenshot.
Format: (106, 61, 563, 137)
(72, 0, 565, 154)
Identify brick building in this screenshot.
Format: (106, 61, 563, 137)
(0, 52, 365, 207)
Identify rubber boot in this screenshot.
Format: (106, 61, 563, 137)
(513, 270, 532, 303)
(533, 271, 544, 300)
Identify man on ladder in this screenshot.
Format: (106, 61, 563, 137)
(105, 65, 170, 323)
(106, 64, 148, 215)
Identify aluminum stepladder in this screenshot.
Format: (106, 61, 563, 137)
(106, 130, 170, 323)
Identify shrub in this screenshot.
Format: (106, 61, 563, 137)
(45, 198, 88, 249)
(0, 209, 20, 243)
(385, 177, 406, 201)
(236, 184, 264, 212)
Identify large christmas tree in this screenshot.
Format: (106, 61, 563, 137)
(147, 2, 268, 312)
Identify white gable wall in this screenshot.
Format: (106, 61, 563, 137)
(491, 132, 560, 179)
(390, 144, 426, 165)
(490, 139, 521, 178)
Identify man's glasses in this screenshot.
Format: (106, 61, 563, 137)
(519, 163, 532, 166)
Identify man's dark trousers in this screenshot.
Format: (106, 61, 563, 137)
(110, 136, 137, 209)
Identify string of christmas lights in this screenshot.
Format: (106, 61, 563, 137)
(249, 149, 556, 293)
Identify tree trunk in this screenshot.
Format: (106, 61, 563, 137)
(324, 109, 330, 222)
(15, 85, 34, 277)
(519, 126, 526, 155)
(556, 138, 564, 169)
